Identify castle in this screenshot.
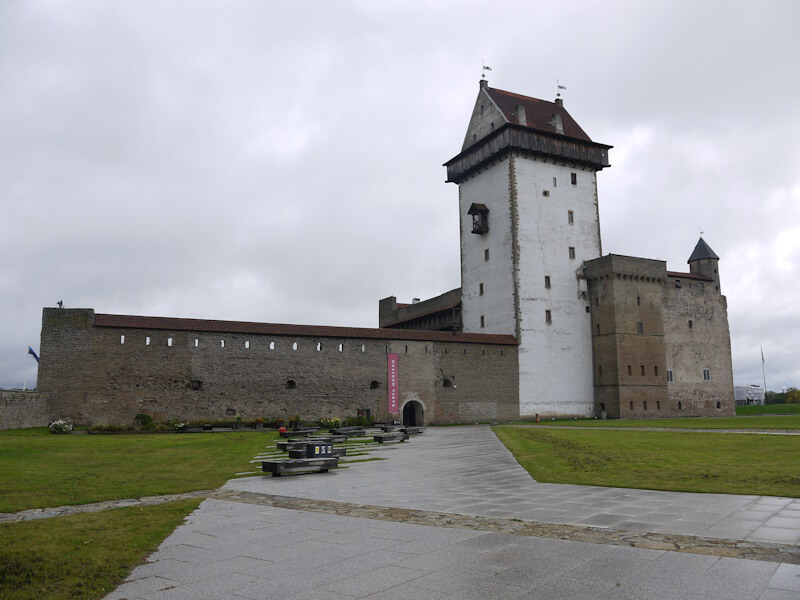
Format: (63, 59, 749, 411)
(35, 81, 735, 426)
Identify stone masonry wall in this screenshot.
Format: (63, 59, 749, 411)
(0, 390, 49, 430)
(38, 309, 519, 425)
(663, 277, 735, 416)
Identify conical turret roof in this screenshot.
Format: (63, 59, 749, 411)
(688, 238, 719, 263)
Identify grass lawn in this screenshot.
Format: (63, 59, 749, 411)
(512, 414, 800, 430)
(0, 428, 278, 513)
(0, 499, 200, 600)
(0, 428, 280, 599)
(736, 404, 800, 416)
(493, 426, 800, 497)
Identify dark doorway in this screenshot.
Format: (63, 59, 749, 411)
(402, 401, 424, 426)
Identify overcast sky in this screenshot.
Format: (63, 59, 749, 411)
(2, 0, 798, 392)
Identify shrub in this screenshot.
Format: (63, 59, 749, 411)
(48, 419, 73, 434)
(319, 417, 342, 429)
(344, 415, 374, 427)
(133, 413, 154, 429)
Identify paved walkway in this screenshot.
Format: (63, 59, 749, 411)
(106, 426, 800, 599)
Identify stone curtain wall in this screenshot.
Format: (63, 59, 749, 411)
(38, 309, 519, 426)
(0, 391, 49, 430)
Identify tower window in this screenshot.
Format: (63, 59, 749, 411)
(544, 275, 551, 288)
(627, 365, 632, 376)
(568, 210, 574, 225)
(640, 365, 645, 376)
(654, 365, 659, 376)
(484, 248, 490, 261)
(468, 203, 489, 234)
(637, 295, 641, 306)
(553, 177, 557, 187)
(480, 315, 485, 328)
(479, 282, 484, 296)
(542, 190, 550, 197)
(643, 401, 648, 410)
(120, 335, 125, 344)
(571, 172, 577, 185)
(286, 380, 296, 390)
(545, 310, 552, 324)
(630, 401, 634, 410)
(703, 368, 711, 381)
(667, 369, 674, 383)
(569, 247, 576, 259)
(637, 322, 643, 334)
(688, 320, 693, 329)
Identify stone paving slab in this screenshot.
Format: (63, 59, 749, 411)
(106, 499, 800, 600)
(224, 425, 800, 546)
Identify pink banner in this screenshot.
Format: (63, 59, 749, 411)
(388, 353, 399, 414)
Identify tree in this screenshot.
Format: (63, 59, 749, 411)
(786, 388, 800, 404)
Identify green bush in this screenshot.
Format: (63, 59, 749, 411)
(133, 413, 155, 430)
(344, 415, 374, 427)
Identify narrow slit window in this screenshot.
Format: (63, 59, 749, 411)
(292, 342, 297, 350)
(688, 319, 693, 329)
(567, 210, 574, 225)
(667, 369, 674, 383)
(640, 365, 645, 376)
(637, 322, 643, 334)
(195, 338, 199, 347)
(553, 177, 557, 187)
(480, 315, 485, 328)
(544, 275, 551, 288)
(627, 365, 632, 376)
(545, 309, 552, 324)
(569, 247, 576, 259)
(571, 172, 577, 185)
(654, 365, 658, 376)
(146, 336, 150, 346)
(168, 337, 173, 347)
(269, 341, 275, 350)
(361, 344, 365, 352)
(484, 248, 490, 261)
(220, 340, 225, 348)
(644, 401, 648, 410)
(316, 342, 321, 351)
(120, 335, 125, 344)
(245, 341, 250, 349)
(630, 401, 634, 410)
(657, 401, 661, 410)
(542, 190, 550, 197)
(479, 282, 484, 296)
(703, 368, 711, 381)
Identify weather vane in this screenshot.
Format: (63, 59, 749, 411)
(482, 60, 492, 80)
(557, 80, 566, 98)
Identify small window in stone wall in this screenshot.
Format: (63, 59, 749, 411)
(569, 247, 576, 259)
(637, 322, 643, 334)
(598, 366, 602, 379)
(667, 369, 674, 383)
(479, 282, 484, 296)
(191, 380, 202, 390)
(544, 275, 551, 288)
(543, 190, 550, 197)
(361, 344, 365, 352)
(553, 177, 557, 187)
(637, 295, 641, 306)
(545, 310, 552, 324)
(703, 368, 711, 381)
(195, 338, 199, 347)
(629, 401, 633, 410)
(146, 336, 150, 346)
(657, 400, 661, 410)
(640, 365, 645, 375)
(568, 210, 574, 225)
(269, 341, 275, 350)
(443, 378, 453, 388)
(627, 365, 632, 376)
(654, 365, 659, 376)
(644, 401, 648, 410)
(370, 380, 380, 389)
(484, 248, 490, 261)
(480, 315, 485, 328)
(678, 401, 683, 410)
(220, 340, 225, 348)
(688, 320, 693, 329)
(316, 342, 321, 351)
(245, 341, 250, 349)
(292, 342, 297, 350)
(571, 172, 577, 185)
(716, 401, 721, 409)
(168, 338, 173, 347)
(286, 380, 296, 389)
(120, 335, 125, 344)
(340, 343, 344, 352)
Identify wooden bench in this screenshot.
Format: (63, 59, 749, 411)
(279, 428, 318, 438)
(329, 427, 366, 436)
(262, 457, 338, 477)
(401, 426, 424, 435)
(373, 433, 409, 444)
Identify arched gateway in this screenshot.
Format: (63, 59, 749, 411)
(402, 400, 424, 427)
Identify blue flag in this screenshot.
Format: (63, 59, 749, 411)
(28, 347, 39, 362)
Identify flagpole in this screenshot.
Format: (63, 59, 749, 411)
(761, 347, 767, 404)
(23, 357, 29, 391)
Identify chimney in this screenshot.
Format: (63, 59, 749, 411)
(479, 79, 488, 90)
(514, 104, 527, 126)
(555, 98, 563, 106)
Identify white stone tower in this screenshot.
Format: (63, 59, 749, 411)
(444, 80, 612, 416)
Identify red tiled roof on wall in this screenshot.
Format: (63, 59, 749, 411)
(94, 313, 518, 345)
(486, 87, 592, 141)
